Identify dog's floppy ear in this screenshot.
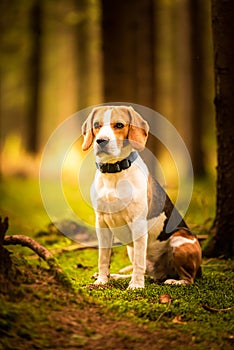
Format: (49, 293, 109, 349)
(81, 108, 97, 151)
(128, 106, 149, 151)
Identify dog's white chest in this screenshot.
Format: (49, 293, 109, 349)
(91, 173, 134, 214)
(91, 161, 149, 229)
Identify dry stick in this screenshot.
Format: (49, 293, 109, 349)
(51, 243, 98, 255)
(3, 235, 71, 287)
(156, 299, 172, 322)
(4, 235, 54, 262)
(201, 304, 234, 312)
(51, 241, 122, 255)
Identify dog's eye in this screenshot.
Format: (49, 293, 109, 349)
(94, 121, 100, 129)
(114, 122, 124, 129)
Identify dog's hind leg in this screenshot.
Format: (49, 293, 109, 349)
(165, 231, 202, 285)
(110, 273, 132, 280)
(119, 265, 133, 273)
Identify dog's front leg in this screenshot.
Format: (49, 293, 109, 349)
(128, 221, 148, 289)
(94, 225, 113, 285)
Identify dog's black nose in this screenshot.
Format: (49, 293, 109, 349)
(96, 138, 109, 148)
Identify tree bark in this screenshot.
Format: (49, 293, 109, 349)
(26, 0, 42, 153)
(75, 0, 102, 109)
(189, 0, 207, 176)
(101, 0, 155, 106)
(205, 0, 234, 257)
(0, 217, 12, 275)
(101, 0, 156, 174)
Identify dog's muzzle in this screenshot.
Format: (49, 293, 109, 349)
(96, 138, 111, 154)
(96, 138, 109, 149)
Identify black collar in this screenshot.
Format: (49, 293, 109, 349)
(96, 151, 138, 173)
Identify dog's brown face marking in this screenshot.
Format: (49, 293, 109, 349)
(82, 106, 149, 154)
(92, 107, 130, 145)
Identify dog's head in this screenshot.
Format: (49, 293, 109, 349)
(81, 106, 149, 158)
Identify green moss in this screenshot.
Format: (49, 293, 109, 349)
(0, 176, 233, 349)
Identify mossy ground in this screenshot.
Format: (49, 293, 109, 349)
(0, 177, 233, 349)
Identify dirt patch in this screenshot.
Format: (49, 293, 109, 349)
(0, 267, 195, 350)
(45, 307, 192, 350)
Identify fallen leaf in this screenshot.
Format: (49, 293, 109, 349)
(159, 294, 172, 304)
(172, 315, 187, 324)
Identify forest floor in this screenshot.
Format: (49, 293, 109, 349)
(0, 177, 233, 350)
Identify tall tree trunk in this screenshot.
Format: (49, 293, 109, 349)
(101, 0, 156, 173)
(102, 0, 155, 106)
(189, 0, 207, 176)
(26, 0, 42, 153)
(75, 0, 102, 110)
(205, 0, 234, 257)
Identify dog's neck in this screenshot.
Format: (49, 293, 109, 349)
(95, 145, 138, 174)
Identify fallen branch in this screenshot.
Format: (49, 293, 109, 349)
(156, 295, 172, 322)
(201, 304, 234, 312)
(4, 235, 54, 262)
(3, 232, 71, 287)
(50, 241, 122, 255)
(51, 242, 98, 255)
(196, 234, 209, 241)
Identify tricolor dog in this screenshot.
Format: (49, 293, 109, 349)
(82, 105, 202, 289)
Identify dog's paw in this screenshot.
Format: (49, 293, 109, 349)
(128, 275, 145, 289)
(110, 273, 132, 280)
(92, 272, 99, 279)
(164, 279, 189, 285)
(93, 277, 109, 285)
(127, 282, 145, 290)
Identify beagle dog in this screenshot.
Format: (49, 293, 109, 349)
(82, 105, 202, 289)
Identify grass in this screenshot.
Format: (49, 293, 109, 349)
(60, 247, 234, 343)
(0, 175, 233, 349)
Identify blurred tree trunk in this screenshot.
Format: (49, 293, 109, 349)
(101, 0, 156, 173)
(189, 0, 206, 176)
(172, 0, 206, 177)
(101, 0, 155, 105)
(75, 0, 102, 109)
(75, 0, 94, 109)
(153, 0, 175, 121)
(205, 0, 234, 257)
(26, 0, 42, 153)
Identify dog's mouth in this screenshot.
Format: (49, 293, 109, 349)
(96, 148, 110, 156)
(95, 139, 121, 157)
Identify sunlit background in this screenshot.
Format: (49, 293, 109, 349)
(0, 0, 216, 235)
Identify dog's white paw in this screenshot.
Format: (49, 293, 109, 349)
(128, 275, 145, 289)
(93, 279, 108, 285)
(127, 283, 144, 290)
(110, 273, 132, 280)
(164, 279, 188, 285)
(92, 272, 99, 279)
(127, 279, 145, 289)
(93, 277, 109, 285)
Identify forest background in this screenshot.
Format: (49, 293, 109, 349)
(1, 0, 215, 176)
(0, 0, 218, 248)
(0, 1, 234, 349)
